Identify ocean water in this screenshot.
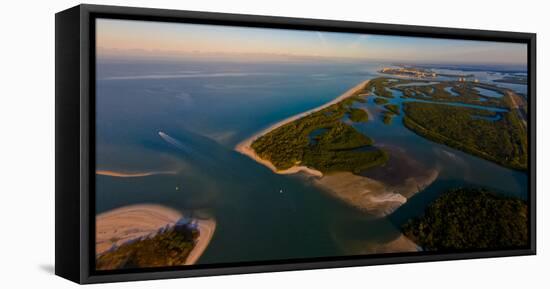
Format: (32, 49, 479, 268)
(95, 59, 528, 264)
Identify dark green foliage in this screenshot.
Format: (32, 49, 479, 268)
(315, 122, 373, 150)
(302, 123, 387, 173)
(96, 225, 199, 270)
(373, 97, 389, 105)
(384, 104, 400, 115)
(348, 108, 369, 122)
(382, 111, 395, 125)
(400, 81, 506, 108)
(251, 94, 387, 173)
(366, 77, 508, 108)
(395, 84, 440, 100)
(402, 188, 528, 251)
(402, 102, 527, 170)
(365, 78, 394, 98)
(303, 146, 388, 174)
(353, 96, 368, 103)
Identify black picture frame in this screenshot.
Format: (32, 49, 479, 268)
(55, 4, 536, 284)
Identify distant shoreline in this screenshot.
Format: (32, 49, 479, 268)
(235, 79, 370, 177)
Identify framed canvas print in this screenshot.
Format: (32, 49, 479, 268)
(55, 4, 536, 284)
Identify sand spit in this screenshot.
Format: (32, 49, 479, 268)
(96, 170, 177, 178)
(314, 168, 439, 218)
(235, 79, 370, 177)
(314, 172, 406, 217)
(96, 204, 216, 265)
(387, 168, 439, 199)
(96, 204, 182, 255)
(184, 218, 217, 265)
(236, 144, 323, 177)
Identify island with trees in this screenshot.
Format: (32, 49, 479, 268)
(364, 76, 528, 170)
(348, 107, 369, 122)
(96, 221, 199, 270)
(402, 187, 528, 251)
(95, 205, 217, 270)
(402, 100, 527, 170)
(250, 88, 388, 174)
(236, 75, 527, 219)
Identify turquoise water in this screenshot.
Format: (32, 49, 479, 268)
(95, 59, 527, 264)
(475, 86, 504, 98)
(444, 86, 460, 96)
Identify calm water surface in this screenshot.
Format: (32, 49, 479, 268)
(96, 59, 527, 264)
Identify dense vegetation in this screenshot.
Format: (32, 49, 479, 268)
(365, 78, 394, 98)
(402, 102, 527, 170)
(348, 108, 369, 122)
(382, 112, 395, 125)
(96, 224, 198, 270)
(251, 76, 526, 173)
(251, 87, 388, 173)
(373, 97, 389, 105)
(384, 104, 400, 115)
(402, 187, 528, 251)
(393, 80, 507, 108)
(365, 77, 509, 110)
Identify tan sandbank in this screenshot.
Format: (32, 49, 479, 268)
(314, 168, 438, 217)
(313, 144, 439, 217)
(184, 218, 217, 265)
(315, 172, 406, 217)
(96, 204, 216, 265)
(96, 204, 182, 255)
(96, 170, 177, 177)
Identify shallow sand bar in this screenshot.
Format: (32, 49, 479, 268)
(96, 204, 183, 255)
(96, 204, 216, 265)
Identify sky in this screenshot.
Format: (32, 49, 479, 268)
(96, 18, 527, 65)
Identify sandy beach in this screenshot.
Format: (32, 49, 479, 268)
(96, 204, 216, 265)
(315, 172, 407, 217)
(184, 218, 217, 265)
(235, 79, 370, 177)
(96, 204, 183, 255)
(314, 144, 440, 217)
(96, 170, 177, 178)
(314, 168, 438, 217)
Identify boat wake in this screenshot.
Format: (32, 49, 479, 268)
(158, 131, 193, 154)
